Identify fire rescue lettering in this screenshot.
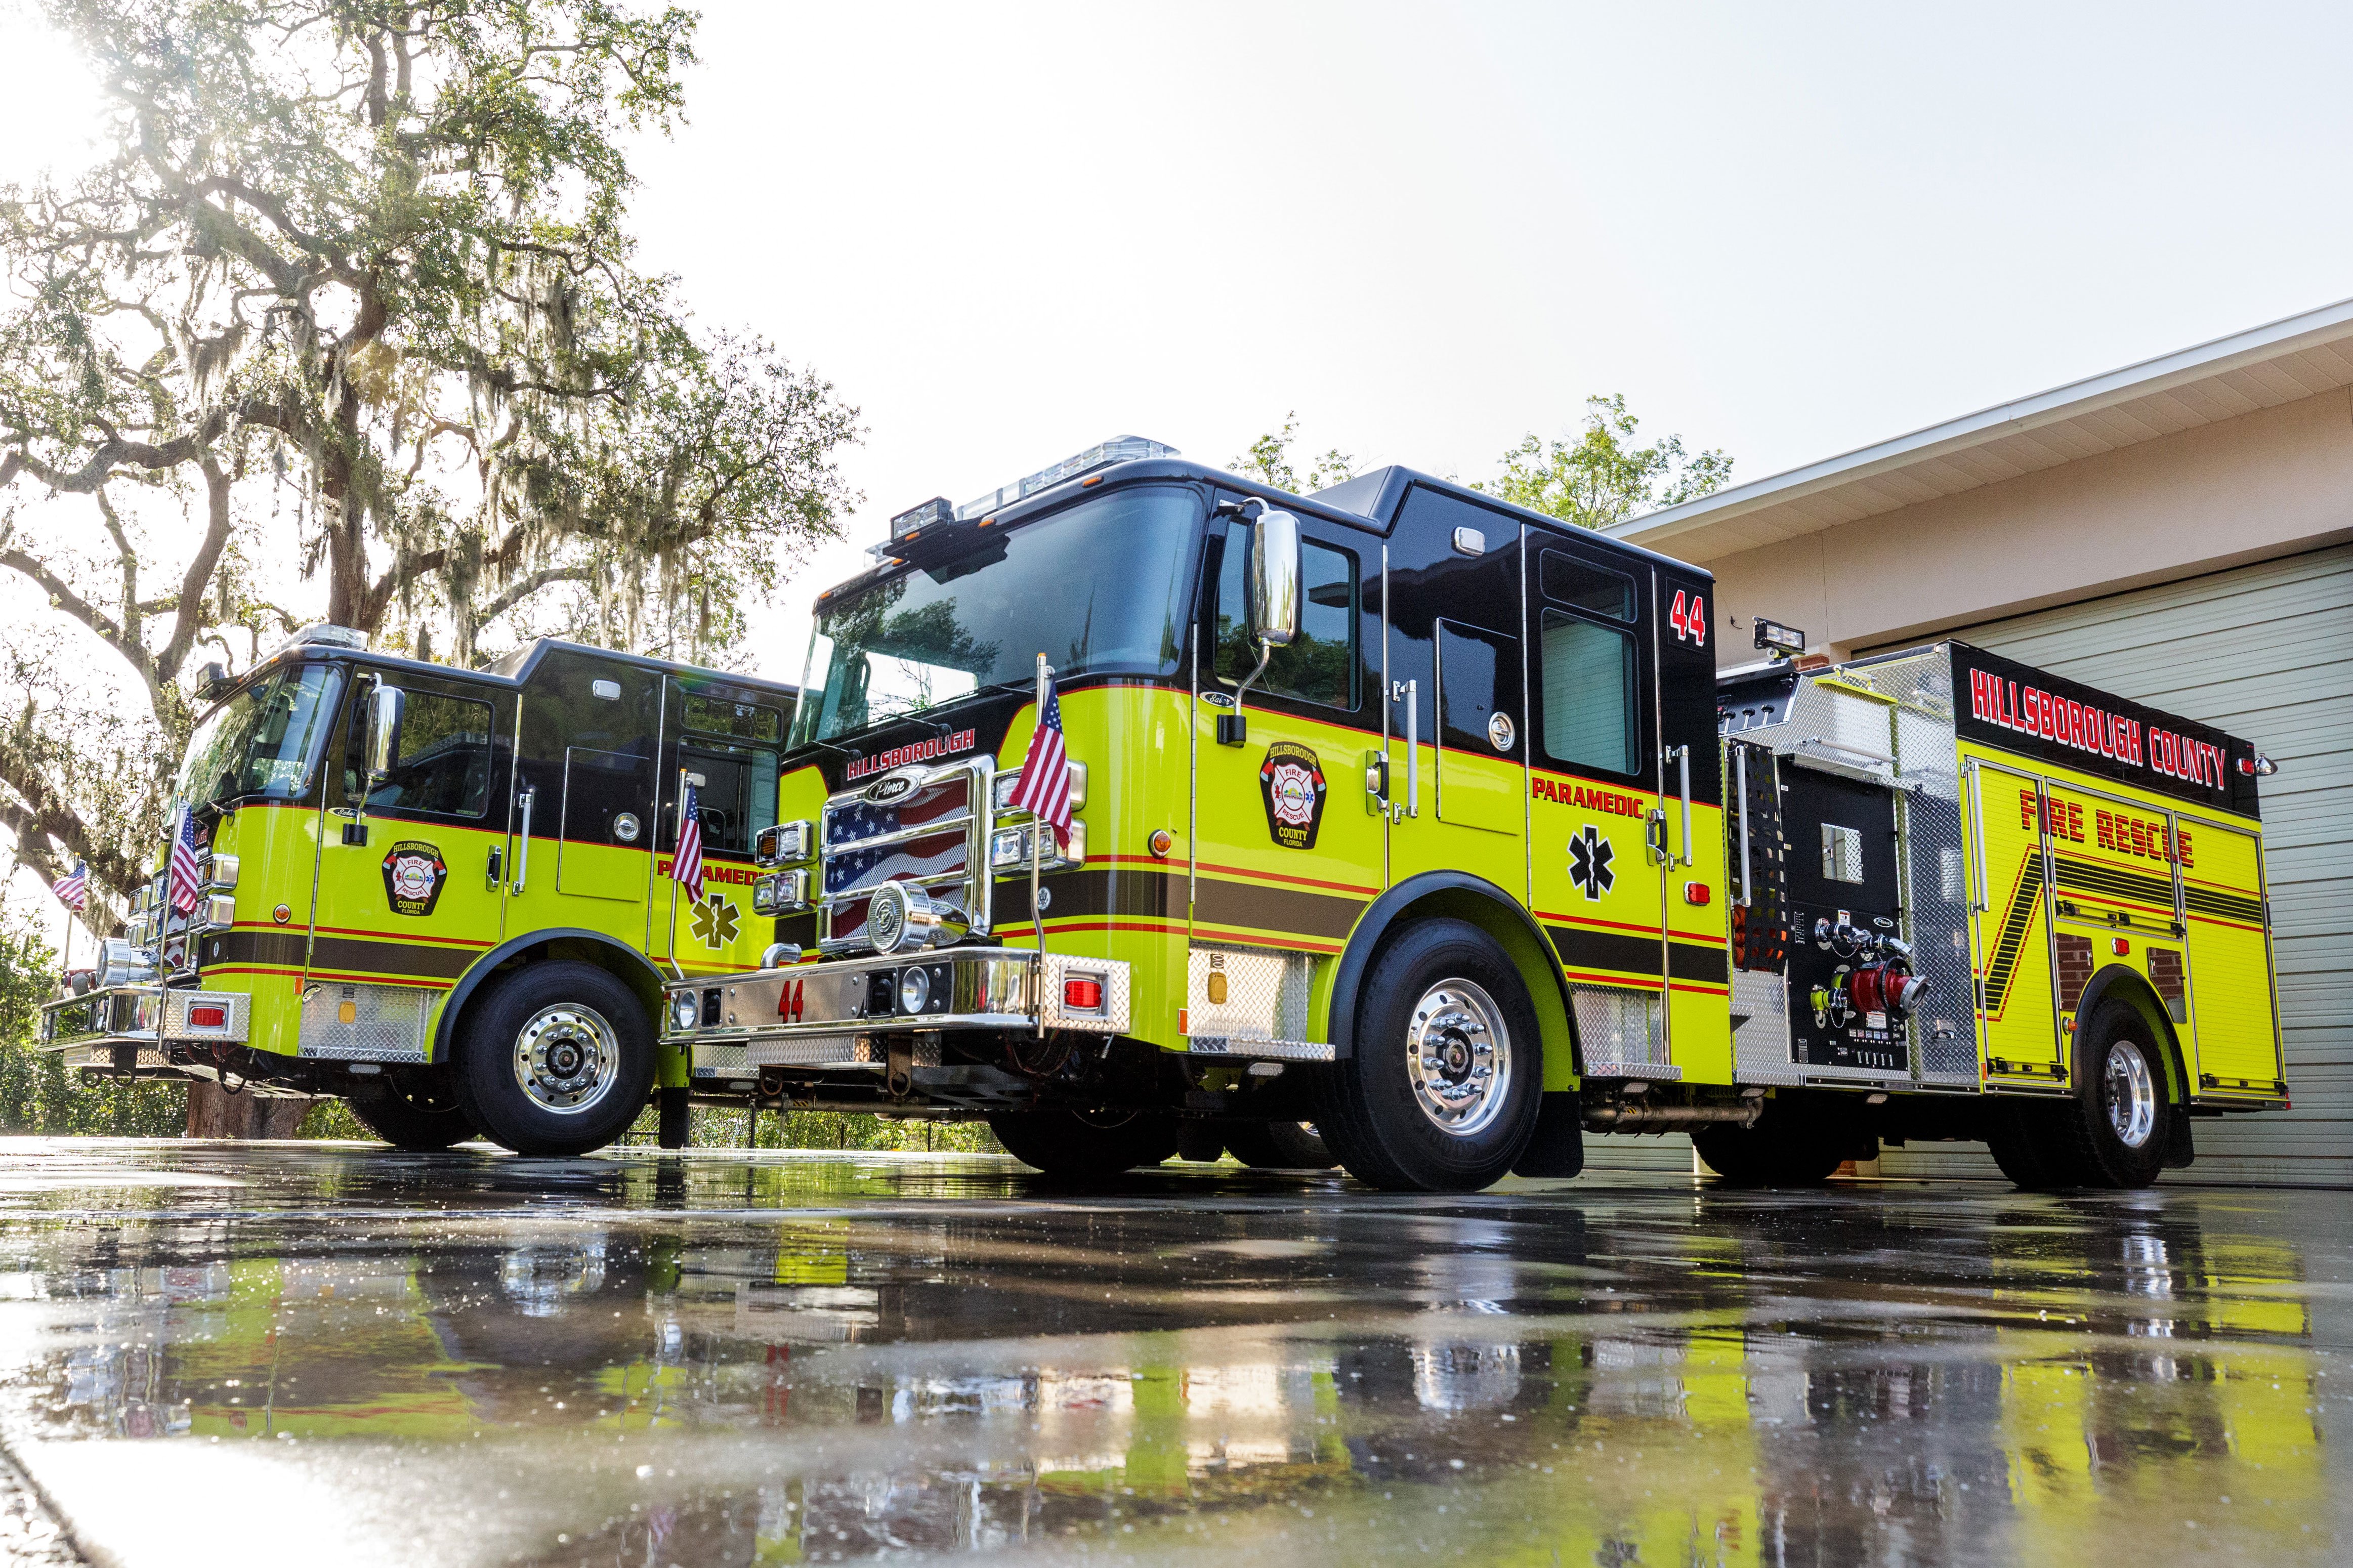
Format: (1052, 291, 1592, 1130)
(1968, 668, 2225, 793)
(1531, 777, 1644, 817)
(2018, 790, 2194, 866)
(844, 729, 978, 782)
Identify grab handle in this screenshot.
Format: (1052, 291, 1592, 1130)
(1734, 745, 1752, 906)
(1672, 744, 1694, 868)
(512, 787, 535, 894)
(1964, 760, 1989, 913)
(1399, 680, 1420, 818)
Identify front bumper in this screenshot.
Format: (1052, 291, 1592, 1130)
(37, 984, 253, 1053)
(663, 947, 1129, 1082)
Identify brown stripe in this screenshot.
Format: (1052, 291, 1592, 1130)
(210, 929, 309, 970)
(1193, 874, 1365, 940)
(1549, 925, 1658, 976)
(1667, 940, 1728, 985)
(308, 935, 479, 981)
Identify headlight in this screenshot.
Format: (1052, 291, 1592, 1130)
(201, 893, 236, 929)
(752, 868, 808, 915)
(669, 992, 699, 1032)
(204, 854, 240, 890)
(754, 820, 815, 868)
(990, 820, 1085, 868)
(898, 966, 930, 1013)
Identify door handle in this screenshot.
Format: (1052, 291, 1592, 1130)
(485, 843, 503, 889)
(1393, 679, 1419, 819)
(512, 787, 534, 894)
(1670, 744, 1693, 868)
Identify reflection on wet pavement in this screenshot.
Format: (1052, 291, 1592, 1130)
(0, 1140, 2345, 1565)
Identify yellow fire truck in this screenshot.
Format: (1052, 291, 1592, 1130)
(41, 436, 2288, 1186)
(38, 632, 799, 1154)
(660, 436, 2287, 1190)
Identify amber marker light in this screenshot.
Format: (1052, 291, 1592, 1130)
(1148, 828, 1174, 859)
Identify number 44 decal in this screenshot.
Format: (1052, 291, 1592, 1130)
(1669, 589, 1707, 646)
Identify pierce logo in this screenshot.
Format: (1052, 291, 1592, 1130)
(863, 768, 925, 804)
(1258, 742, 1328, 851)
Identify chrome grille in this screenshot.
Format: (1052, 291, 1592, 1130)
(816, 759, 994, 954)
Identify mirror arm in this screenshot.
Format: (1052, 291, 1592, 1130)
(1218, 639, 1275, 747)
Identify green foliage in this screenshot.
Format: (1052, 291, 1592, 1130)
(0, 913, 185, 1135)
(1478, 394, 1733, 530)
(1229, 412, 1356, 495)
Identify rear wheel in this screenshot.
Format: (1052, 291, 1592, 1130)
(1982, 1098, 2066, 1189)
(1220, 1120, 1335, 1170)
(348, 1068, 478, 1151)
(990, 1109, 1179, 1176)
(452, 962, 656, 1157)
(2050, 1005, 2171, 1189)
(1314, 919, 1541, 1192)
(1692, 1093, 1848, 1186)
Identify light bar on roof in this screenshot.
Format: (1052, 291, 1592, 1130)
(890, 496, 953, 541)
(953, 436, 1180, 521)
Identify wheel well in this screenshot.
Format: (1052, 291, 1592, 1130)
(1326, 872, 1580, 1087)
(2077, 964, 2189, 1105)
(432, 928, 665, 1063)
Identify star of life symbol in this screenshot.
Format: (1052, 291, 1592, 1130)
(1568, 824, 1615, 901)
(689, 893, 739, 949)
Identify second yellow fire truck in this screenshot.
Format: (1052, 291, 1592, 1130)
(41, 436, 2288, 1188)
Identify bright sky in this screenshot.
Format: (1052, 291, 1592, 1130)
(6, 0, 2353, 937)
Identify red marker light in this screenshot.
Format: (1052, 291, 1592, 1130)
(1064, 977, 1103, 1010)
(2111, 937, 2130, 956)
(189, 1005, 226, 1028)
(1683, 881, 1711, 906)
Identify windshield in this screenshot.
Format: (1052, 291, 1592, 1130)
(176, 663, 348, 808)
(793, 484, 1201, 746)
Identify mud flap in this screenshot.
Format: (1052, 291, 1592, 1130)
(1512, 1090, 1585, 1178)
(2162, 1105, 2195, 1169)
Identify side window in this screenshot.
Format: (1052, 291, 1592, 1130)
(674, 742, 778, 857)
(1539, 550, 1636, 621)
(344, 689, 494, 817)
(1538, 609, 1640, 775)
(1438, 620, 1511, 752)
(1212, 524, 1359, 709)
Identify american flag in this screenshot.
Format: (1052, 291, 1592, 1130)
(1006, 674, 1072, 850)
(166, 808, 203, 914)
(52, 860, 88, 913)
(671, 781, 705, 900)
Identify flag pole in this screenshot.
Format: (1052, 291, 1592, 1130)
(1030, 653, 1049, 1036)
(665, 767, 688, 981)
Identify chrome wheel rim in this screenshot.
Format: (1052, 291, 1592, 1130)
(1405, 979, 1511, 1138)
(2104, 1039, 2158, 1149)
(513, 1004, 619, 1116)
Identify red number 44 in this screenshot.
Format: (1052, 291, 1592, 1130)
(1669, 589, 1707, 646)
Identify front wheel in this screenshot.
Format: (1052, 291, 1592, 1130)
(348, 1068, 479, 1151)
(1314, 919, 1541, 1192)
(990, 1109, 1179, 1177)
(452, 961, 656, 1157)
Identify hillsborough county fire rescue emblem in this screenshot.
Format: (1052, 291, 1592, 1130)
(380, 840, 448, 918)
(1258, 742, 1327, 851)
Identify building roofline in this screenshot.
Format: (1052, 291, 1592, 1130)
(1608, 292, 2353, 550)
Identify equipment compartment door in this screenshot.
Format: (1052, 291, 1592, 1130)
(1967, 758, 2065, 1084)
(307, 671, 512, 1047)
(2175, 815, 2284, 1092)
(1189, 500, 1384, 1015)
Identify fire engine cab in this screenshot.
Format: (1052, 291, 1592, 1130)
(659, 437, 2288, 1190)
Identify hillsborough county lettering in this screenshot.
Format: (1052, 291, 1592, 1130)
(842, 729, 979, 782)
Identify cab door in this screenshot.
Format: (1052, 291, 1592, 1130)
(1518, 525, 1672, 1073)
(1186, 499, 1384, 1050)
(1655, 562, 1731, 1081)
(307, 669, 511, 1056)
(654, 680, 787, 979)
(1380, 487, 1528, 889)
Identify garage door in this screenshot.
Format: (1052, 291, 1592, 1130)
(1876, 545, 2353, 1185)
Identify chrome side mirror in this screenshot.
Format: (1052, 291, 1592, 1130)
(363, 684, 406, 781)
(1249, 508, 1301, 648)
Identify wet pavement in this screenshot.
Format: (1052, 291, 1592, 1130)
(0, 1141, 2345, 1566)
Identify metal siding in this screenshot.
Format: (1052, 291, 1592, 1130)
(1875, 546, 2353, 1185)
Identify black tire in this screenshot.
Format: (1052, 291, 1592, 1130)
(451, 961, 657, 1157)
(1981, 1097, 2067, 1190)
(1220, 1120, 1336, 1170)
(2048, 1004, 2171, 1189)
(348, 1068, 478, 1151)
(657, 1086, 691, 1150)
(1690, 1122, 1846, 1186)
(1313, 919, 1542, 1192)
(989, 1109, 1179, 1176)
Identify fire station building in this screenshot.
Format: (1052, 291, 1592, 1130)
(1612, 298, 2353, 1186)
